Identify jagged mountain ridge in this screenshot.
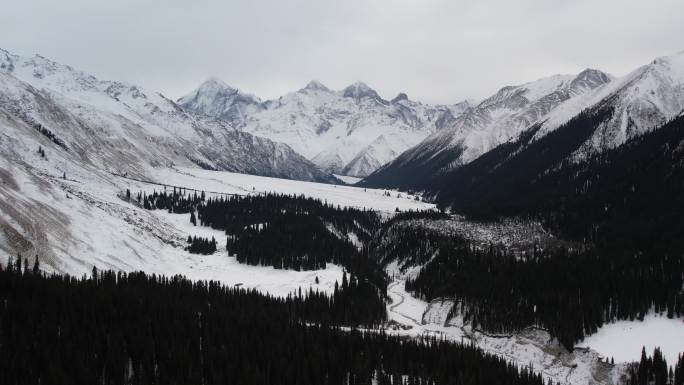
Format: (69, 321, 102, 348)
(404, 51, 684, 211)
(537, 51, 684, 157)
(360, 69, 613, 189)
(0, 49, 337, 183)
(179, 79, 471, 177)
(363, 51, 684, 192)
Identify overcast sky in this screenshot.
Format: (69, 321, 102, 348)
(2, 0, 683, 104)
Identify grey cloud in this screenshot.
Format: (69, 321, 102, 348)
(1, 0, 683, 104)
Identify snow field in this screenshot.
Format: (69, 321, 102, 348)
(577, 313, 684, 365)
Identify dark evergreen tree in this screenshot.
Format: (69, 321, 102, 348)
(32, 258, 40, 275)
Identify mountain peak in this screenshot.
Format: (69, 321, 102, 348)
(647, 51, 684, 83)
(569, 69, 612, 91)
(199, 77, 236, 93)
(302, 80, 329, 92)
(178, 78, 263, 124)
(345, 81, 373, 91)
(391, 93, 409, 103)
(575, 68, 611, 82)
(342, 81, 385, 103)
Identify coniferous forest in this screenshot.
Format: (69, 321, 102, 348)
(400, 227, 683, 349)
(627, 348, 684, 385)
(0, 263, 545, 385)
(139, 191, 388, 295)
(137, 191, 389, 326)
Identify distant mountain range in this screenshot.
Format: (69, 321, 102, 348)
(179, 78, 469, 177)
(2, 47, 682, 194)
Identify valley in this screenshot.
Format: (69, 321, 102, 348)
(3, 148, 668, 385)
(1, 43, 683, 385)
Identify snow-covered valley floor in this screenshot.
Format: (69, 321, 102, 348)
(576, 313, 684, 365)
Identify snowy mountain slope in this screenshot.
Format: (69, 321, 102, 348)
(378, 51, 684, 206)
(179, 79, 471, 176)
(536, 51, 684, 156)
(360, 69, 612, 189)
(0, 103, 430, 286)
(0, 48, 337, 183)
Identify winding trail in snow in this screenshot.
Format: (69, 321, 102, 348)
(387, 280, 424, 326)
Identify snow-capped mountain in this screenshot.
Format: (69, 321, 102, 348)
(537, 51, 684, 155)
(179, 79, 471, 177)
(176, 77, 264, 126)
(363, 50, 684, 211)
(0, 49, 336, 183)
(360, 69, 612, 188)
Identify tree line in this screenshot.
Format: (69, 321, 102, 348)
(136, 187, 205, 214)
(197, 193, 381, 246)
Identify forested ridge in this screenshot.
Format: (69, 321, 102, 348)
(0, 262, 546, 385)
(398, 225, 683, 349)
(434, 111, 684, 258)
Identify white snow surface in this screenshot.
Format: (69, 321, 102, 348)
(153, 167, 432, 212)
(0, 105, 431, 294)
(333, 174, 363, 185)
(577, 313, 684, 365)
